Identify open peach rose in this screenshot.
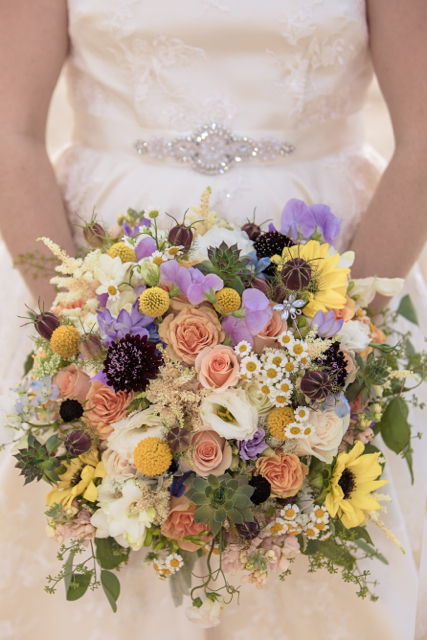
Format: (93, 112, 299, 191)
(161, 495, 211, 551)
(159, 306, 225, 365)
(253, 309, 287, 354)
(256, 452, 308, 498)
(53, 364, 91, 404)
(334, 296, 356, 322)
(189, 424, 233, 476)
(85, 381, 134, 439)
(195, 345, 239, 393)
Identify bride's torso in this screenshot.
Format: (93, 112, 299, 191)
(57, 0, 383, 249)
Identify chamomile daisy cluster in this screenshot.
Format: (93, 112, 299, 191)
(266, 504, 330, 541)
(150, 553, 185, 580)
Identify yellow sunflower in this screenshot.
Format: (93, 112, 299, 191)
(46, 449, 105, 508)
(271, 240, 350, 317)
(325, 441, 387, 529)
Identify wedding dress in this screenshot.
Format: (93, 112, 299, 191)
(0, 1, 426, 638)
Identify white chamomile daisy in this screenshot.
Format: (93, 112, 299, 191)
(203, 543, 221, 556)
(305, 525, 320, 540)
(282, 358, 299, 377)
(281, 504, 300, 520)
(106, 282, 121, 301)
(301, 423, 315, 437)
(276, 379, 294, 395)
(298, 354, 311, 369)
(123, 235, 136, 249)
(319, 531, 332, 541)
(294, 406, 310, 422)
(284, 521, 302, 536)
(270, 388, 291, 407)
(288, 340, 308, 360)
(240, 355, 261, 378)
(284, 422, 305, 439)
(277, 330, 295, 349)
(262, 362, 283, 383)
(165, 553, 184, 572)
(165, 246, 184, 258)
(263, 350, 288, 368)
(149, 250, 167, 267)
(269, 518, 287, 535)
(152, 561, 168, 580)
(234, 340, 252, 357)
(259, 382, 274, 397)
(310, 507, 330, 524)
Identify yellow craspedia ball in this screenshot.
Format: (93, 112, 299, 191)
(107, 242, 136, 263)
(133, 437, 172, 476)
(50, 325, 80, 358)
(139, 287, 170, 317)
(215, 288, 241, 314)
(267, 407, 295, 440)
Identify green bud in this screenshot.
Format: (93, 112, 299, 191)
(260, 447, 276, 457)
(117, 213, 125, 225)
(138, 262, 160, 287)
(169, 283, 181, 298)
(193, 597, 203, 609)
(149, 210, 159, 219)
(229, 454, 240, 472)
(310, 473, 324, 491)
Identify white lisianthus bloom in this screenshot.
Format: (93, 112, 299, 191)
(192, 225, 253, 262)
(350, 276, 404, 308)
(297, 409, 350, 464)
(91, 478, 154, 550)
(200, 388, 258, 440)
(186, 598, 224, 628)
(106, 289, 137, 316)
(239, 380, 273, 416)
(337, 320, 371, 352)
(95, 254, 133, 298)
(107, 408, 163, 463)
(328, 247, 355, 269)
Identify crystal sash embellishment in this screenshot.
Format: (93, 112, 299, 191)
(133, 123, 296, 174)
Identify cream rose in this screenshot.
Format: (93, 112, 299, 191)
(195, 345, 239, 393)
(107, 408, 163, 462)
(297, 409, 350, 463)
(102, 448, 139, 480)
(200, 388, 258, 440)
(239, 380, 273, 416)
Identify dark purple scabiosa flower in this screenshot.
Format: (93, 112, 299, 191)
(97, 299, 154, 346)
(300, 370, 333, 401)
(60, 399, 84, 422)
(237, 428, 268, 461)
(253, 230, 294, 276)
(315, 341, 348, 390)
(103, 334, 162, 393)
(248, 475, 271, 505)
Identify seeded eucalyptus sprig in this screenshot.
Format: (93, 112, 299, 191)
(186, 474, 255, 536)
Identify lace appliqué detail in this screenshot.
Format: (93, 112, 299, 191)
(103, 0, 140, 37)
(65, 63, 111, 117)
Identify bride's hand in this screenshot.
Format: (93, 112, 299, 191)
(0, 0, 75, 306)
(350, 0, 427, 308)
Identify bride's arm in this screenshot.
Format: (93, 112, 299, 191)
(0, 0, 75, 306)
(350, 0, 427, 308)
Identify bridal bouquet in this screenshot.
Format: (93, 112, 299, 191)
(5, 189, 425, 625)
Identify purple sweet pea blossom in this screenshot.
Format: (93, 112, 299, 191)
(135, 235, 157, 261)
(90, 369, 115, 390)
(221, 315, 254, 347)
(160, 261, 223, 305)
(97, 298, 154, 345)
(123, 221, 150, 238)
(242, 288, 273, 335)
(311, 310, 344, 337)
(280, 199, 342, 246)
(238, 428, 268, 461)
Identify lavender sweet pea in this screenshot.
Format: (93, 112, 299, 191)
(242, 288, 273, 335)
(221, 315, 254, 347)
(160, 261, 223, 305)
(311, 310, 344, 337)
(238, 428, 268, 461)
(280, 199, 342, 246)
(97, 299, 154, 345)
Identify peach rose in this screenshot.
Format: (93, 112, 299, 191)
(159, 306, 225, 365)
(195, 345, 239, 393)
(189, 424, 233, 476)
(256, 452, 308, 498)
(53, 364, 91, 404)
(334, 296, 356, 322)
(349, 392, 368, 415)
(342, 349, 357, 384)
(253, 309, 287, 354)
(85, 381, 134, 439)
(161, 495, 211, 551)
(370, 324, 386, 345)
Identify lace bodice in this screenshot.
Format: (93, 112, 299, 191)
(66, 0, 372, 133)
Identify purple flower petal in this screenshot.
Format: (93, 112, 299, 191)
(245, 307, 273, 335)
(159, 260, 179, 285)
(222, 316, 254, 346)
(280, 199, 316, 241)
(242, 288, 270, 312)
(135, 235, 157, 260)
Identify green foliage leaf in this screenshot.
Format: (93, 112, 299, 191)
(378, 397, 411, 454)
(354, 539, 388, 564)
(402, 444, 415, 484)
(235, 485, 254, 497)
(397, 294, 419, 325)
(240, 508, 255, 523)
(232, 494, 252, 509)
(101, 570, 120, 613)
(207, 475, 220, 489)
(194, 504, 212, 524)
(192, 477, 208, 492)
(95, 537, 129, 570)
(318, 537, 356, 568)
(227, 508, 244, 524)
(45, 435, 61, 455)
(66, 573, 92, 601)
(228, 277, 245, 295)
(169, 550, 196, 607)
(352, 526, 373, 545)
(345, 380, 363, 403)
(214, 508, 227, 522)
(208, 514, 222, 536)
(192, 492, 209, 505)
(23, 351, 34, 376)
(64, 553, 73, 596)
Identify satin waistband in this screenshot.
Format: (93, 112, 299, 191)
(71, 111, 365, 166)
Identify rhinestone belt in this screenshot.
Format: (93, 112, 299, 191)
(133, 123, 296, 175)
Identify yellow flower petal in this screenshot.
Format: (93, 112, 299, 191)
(82, 480, 98, 503)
